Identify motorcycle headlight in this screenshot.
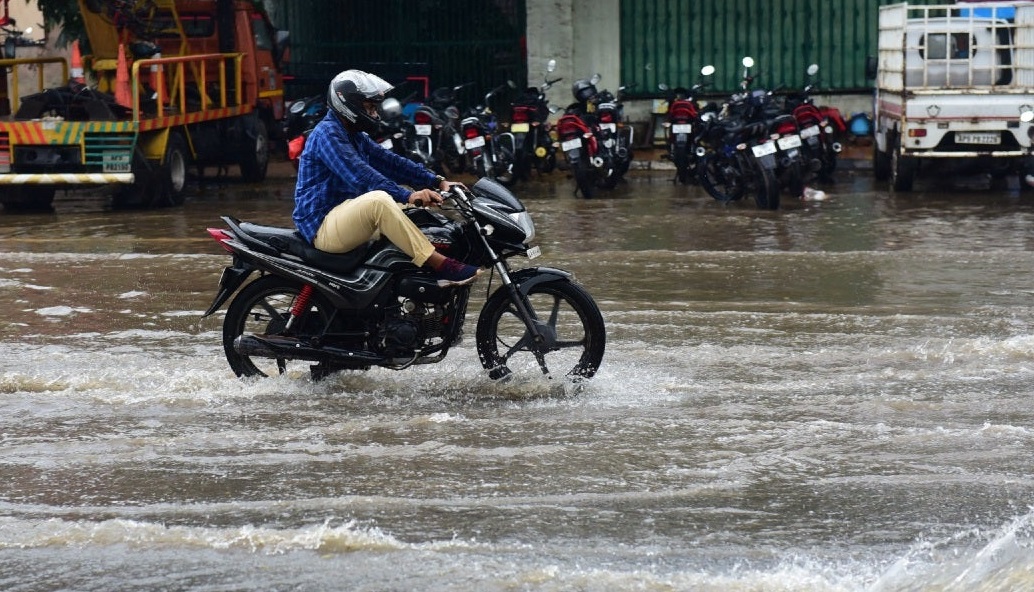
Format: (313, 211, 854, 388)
(510, 211, 535, 243)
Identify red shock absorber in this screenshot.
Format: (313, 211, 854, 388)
(285, 284, 315, 331)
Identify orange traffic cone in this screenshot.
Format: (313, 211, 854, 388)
(115, 43, 132, 108)
(70, 40, 85, 85)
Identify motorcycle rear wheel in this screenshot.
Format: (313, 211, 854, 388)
(222, 276, 334, 378)
(752, 163, 780, 210)
(573, 156, 596, 198)
(475, 279, 606, 381)
(494, 145, 518, 187)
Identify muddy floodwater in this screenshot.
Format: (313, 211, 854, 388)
(1, 167, 1033, 591)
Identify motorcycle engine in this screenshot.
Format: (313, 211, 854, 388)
(378, 300, 446, 357)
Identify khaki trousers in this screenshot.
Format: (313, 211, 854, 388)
(313, 191, 435, 266)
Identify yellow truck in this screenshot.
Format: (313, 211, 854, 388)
(0, 0, 286, 209)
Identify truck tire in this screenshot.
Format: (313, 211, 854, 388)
(873, 140, 891, 182)
(239, 119, 269, 183)
(891, 136, 916, 192)
(159, 132, 189, 206)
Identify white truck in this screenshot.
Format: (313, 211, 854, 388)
(870, 2, 1034, 191)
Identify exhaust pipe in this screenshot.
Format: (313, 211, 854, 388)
(832, 142, 843, 153)
(591, 156, 604, 168)
(234, 335, 384, 365)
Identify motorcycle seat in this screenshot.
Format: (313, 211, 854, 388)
(237, 221, 372, 275)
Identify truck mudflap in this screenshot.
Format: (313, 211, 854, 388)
(0, 173, 135, 184)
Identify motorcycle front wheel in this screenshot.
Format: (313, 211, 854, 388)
(222, 276, 334, 378)
(699, 153, 745, 202)
(475, 279, 606, 382)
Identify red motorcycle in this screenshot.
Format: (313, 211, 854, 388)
(784, 64, 845, 181)
(659, 64, 715, 185)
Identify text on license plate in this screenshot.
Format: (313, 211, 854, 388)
(510, 123, 530, 133)
(464, 136, 486, 149)
(526, 245, 541, 259)
(751, 142, 777, 158)
(103, 153, 131, 173)
(956, 132, 1000, 145)
(415, 124, 433, 136)
(561, 138, 582, 152)
(672, 123, 692, 134)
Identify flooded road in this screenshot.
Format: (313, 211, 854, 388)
(2, 169, 1033, 591)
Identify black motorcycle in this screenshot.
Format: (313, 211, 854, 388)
(461, 81, 518, 186)
(202, 179, 606, 382)
(509, 59, 561, 180)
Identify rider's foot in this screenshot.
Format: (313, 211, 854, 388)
(434, 257, 481, 285)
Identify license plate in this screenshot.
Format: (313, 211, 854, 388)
(561, 138, 582, 152)
(777, 134, 802, 150)
(102, 153, 131, 173)
(956, 132, 1000, 145)
(600, 123, 617, 132)
(379, 138, 393, 150)
(752, 142, 777, 157)
(526, 245, 541, 260)
(800, 125, 820, 139)
(511, 122, 530, 133)
(415, 124, 432, 136)
(672, 123, 692, 134)
(464, 136, 486, 150)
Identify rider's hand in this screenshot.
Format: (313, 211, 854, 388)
(408, 188, 443, 207)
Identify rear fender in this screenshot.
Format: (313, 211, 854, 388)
(202, 262, 256, 318)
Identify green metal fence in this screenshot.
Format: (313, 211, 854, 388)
(620, 0, 942, 97)
(281, 0, 526, 108)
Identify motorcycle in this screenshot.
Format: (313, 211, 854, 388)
(658, 64, 715, 185)
(556, 73, 611, 198)
(461, 81, 518, 186)
(694, 60, 781, 209)
(284, 93, 326, 164)
(593, 82, 635, 185)
(201, 178, 606, 382)
(729, 56, 807, 204)
(412, 84, 470, 175)
(783, 64, 845, 182)
(509, 59, 562, 180)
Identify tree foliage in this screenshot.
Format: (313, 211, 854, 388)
(34, 0, 83, 47)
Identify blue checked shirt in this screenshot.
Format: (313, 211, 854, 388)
(292, 112, 438, 243)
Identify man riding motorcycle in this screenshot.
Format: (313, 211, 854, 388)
(292, 69, 481, 285)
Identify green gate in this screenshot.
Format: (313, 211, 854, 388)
(620, 0, 942, 96)
(282, 0, 526, 109)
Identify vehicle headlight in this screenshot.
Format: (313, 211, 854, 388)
(510, 212, 535, 243)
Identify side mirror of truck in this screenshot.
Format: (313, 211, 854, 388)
(865, 55, 878, 81)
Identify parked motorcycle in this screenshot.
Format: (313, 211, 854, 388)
(414, 84, 470, 175)
(284, 93, 326, 164)
(509, 59, 562, 180)
(594, 82, 635, 185)
(694, 60, 782, 209)
(658, 64, 715, 185)
(783, 64, 845, 182)
(201, 179, 606, 382)
(728, 56, 807, 204)
(556, 73, 616, 198)
(461, 81, 518, 186)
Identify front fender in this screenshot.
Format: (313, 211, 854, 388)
(505, 267, 573, 296)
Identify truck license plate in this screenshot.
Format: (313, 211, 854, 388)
(956, 132, 1000, 145)
(103, 153, 131, 173)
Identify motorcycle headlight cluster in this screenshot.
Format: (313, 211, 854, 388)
(510, 211, 535, 243)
